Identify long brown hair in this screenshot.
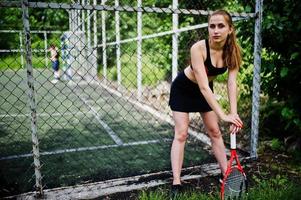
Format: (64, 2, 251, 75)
(209, 10, 242, 70)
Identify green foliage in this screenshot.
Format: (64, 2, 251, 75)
(237, 0, 301, 140)
(0, 56, 23, 70)
(100, 53, 167, 88)
(0, 55, 52, 70)
(246, 175, 301, 200)
(260, 0, 301, 137)
(270, 138, 285, 151)
(0, 8, 23, 49)
(0, 5, 69, 50)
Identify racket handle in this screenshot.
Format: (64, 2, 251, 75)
(230, 132, 236, 149)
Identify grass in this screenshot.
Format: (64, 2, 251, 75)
(100, 53, 167, 88)
(139, 189, 218, 200)
(0, 56, 23, 70)
(0, 55, 53, 70)
(245, 175, 301, 200)
(137, 175, 301, 200)
(135, 143, 301, 200)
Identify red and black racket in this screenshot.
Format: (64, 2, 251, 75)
(221, 132, 247, 200)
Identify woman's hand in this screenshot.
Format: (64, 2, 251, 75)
(229, 123, 241, 134)
(221, 113, 243, 129)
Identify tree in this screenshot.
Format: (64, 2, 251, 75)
(254, 0, 301, 149)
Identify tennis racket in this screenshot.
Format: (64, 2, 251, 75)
(221, 132, 247, 200)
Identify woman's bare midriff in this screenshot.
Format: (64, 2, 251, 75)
(184, 66, 215, 83)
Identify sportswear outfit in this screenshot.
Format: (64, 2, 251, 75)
(169, 39, 227, 113)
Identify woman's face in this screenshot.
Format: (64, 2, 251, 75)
(208, 14, 232, 43)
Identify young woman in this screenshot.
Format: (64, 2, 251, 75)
(168, 9, 243, 194)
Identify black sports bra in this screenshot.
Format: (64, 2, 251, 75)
(190, 39, 227, 76)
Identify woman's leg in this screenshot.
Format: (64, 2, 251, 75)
(171, 111, 189, 185)
(201, 111, 227, 175)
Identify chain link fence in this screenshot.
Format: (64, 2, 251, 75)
(0, 0, 260, 198)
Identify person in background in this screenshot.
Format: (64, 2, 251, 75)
(49, 44, 60, 83)
(168, 9, 244, 198)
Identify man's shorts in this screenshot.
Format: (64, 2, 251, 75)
(51, 60, 60, 71)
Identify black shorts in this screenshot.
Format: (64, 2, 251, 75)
(168, 71, 213, 113)
(51, 60, 60, 71)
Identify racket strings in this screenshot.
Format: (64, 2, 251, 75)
(225, 173, 246, 183)
(224, 168, 247, 198)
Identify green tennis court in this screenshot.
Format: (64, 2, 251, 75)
(0, 69, 214, 194)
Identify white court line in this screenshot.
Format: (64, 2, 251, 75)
(78, 95, 123, 145)
(0, 138, 171, 161)
(90, 78, 212, 147)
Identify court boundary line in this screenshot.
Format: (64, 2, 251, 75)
(89, 77, 212, 147)
(67, 79, 124, 146)
(78, 94, 124, 145)
(0, 138, 171, 161)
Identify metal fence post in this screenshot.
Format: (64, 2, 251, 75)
(250, 0, 263, 159)
(19, 31, 24, 68)
(21, 0, 43, 196)
(115, 0, 122, 88)
(137, 0, 143, 100)
(172, 0, 178, 81)
(101, 0, 107, 83)
(44, 31, 48, 67)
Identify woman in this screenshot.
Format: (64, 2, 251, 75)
(168, 10, 243, 195)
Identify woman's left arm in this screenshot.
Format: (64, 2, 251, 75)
(227, 67, 239, 114)
(228, 67, 243, 132)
